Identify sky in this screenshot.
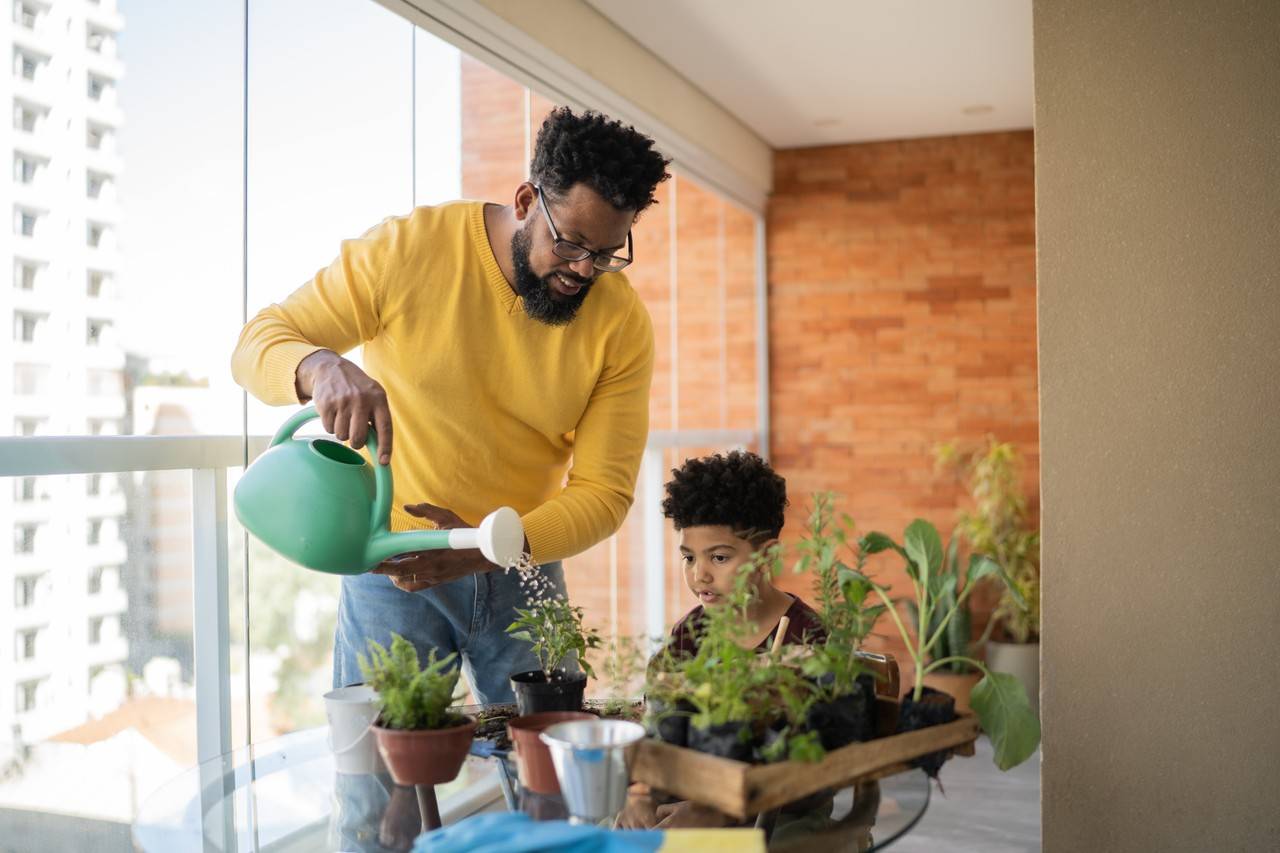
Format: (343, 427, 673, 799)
(116, 0, 461, 405)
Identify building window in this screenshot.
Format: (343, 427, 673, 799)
(14, 154, 37, 184)
(86, 369, 122, 397)
(87, 270, 107, 297)
(16, 417, 42, 436)
(17, 209, 38, 237)
(17, 630, 37, 661)
(15, 576, 38, 609)
(15, 50, 40, 82)
(87, 222, 105, 247)
(14, 363, 47, 395)
(17, 681, 39, 713)
(16, 260, 38, 290)
(87, 73, 108, 101)
(15, 523, 38, 554)
(14, 3, 38, 28)
(87, 172, 106, 199)
(89, 617, 103, 645)
(88, 566, 104, 595)
(14, 311, 40, 343)
(87, 519, 103, 546)
(87, 318, 110, 346)
(14, 477, 37, 502)
(87, 473, 102, 496)
(13, 102, 38, 131)
(87, 123, 106, 150)
(86, 28, 109, 54)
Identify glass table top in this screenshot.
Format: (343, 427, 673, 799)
(132, 725, 930, 852)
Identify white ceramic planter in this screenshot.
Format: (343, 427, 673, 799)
(986, 641, 1040, 717)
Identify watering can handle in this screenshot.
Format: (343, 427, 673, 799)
(269, 405, 395, 536)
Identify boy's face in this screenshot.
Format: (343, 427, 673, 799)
(679, 525, 775, 606)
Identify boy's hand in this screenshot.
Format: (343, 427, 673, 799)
(614, 786, 661, 830)
(654, 800, 733, 829)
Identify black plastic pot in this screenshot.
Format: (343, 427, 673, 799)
(645, 696, 695, 747)
(897, 686, 958, 778)
(686, 720, 758, 762)
(807, 672, 878, 750)
(510, 669, 586, 716)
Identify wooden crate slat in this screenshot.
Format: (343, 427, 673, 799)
(632, 714, 979, 819)
(632, 739, 751, 816)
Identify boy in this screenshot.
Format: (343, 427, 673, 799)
(663, 450, 824, 656)
(617, 451, 824, 830)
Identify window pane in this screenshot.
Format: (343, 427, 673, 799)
(242, 0, 415, 740)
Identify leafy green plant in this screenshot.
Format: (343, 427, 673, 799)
(937, 438, 1041, 644)
(856, 519, 1041, 770)
(792, 494, 882, 699)
(903, 538, 978, 674)
(674, 551, 820, 741)
(506, 593, 603, 680)
(357, 633, 463, 731)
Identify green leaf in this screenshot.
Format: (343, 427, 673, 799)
(507, 630, 533, 643)
(904, 519, 944, 581)
(837, 567, 873, 606)
(858, 532, 899, 555)
(970, 671, 1040, 770)
(967, 554, 1023, 606)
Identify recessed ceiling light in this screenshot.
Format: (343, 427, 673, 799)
(812, 117, 841, 127)
(962, 104, 994, 116)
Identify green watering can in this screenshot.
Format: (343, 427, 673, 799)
(233, 406, 525, 575)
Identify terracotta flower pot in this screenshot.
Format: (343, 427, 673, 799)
(919, 670, 982, 713)
(507, 711, 595, 795)
(371, 715, 477, 786)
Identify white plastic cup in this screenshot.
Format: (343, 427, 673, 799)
(324, 685, 385, 775)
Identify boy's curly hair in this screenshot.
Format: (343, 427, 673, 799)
(530, 107, 671, 213)
(661, 451, 788, 542)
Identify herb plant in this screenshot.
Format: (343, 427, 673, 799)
(506, 591, 603, 680)
(358, 633, 463, 730)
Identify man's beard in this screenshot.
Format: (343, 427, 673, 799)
(510, 226, 593, 326)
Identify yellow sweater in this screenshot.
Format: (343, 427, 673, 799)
(231, 201, 654, 563)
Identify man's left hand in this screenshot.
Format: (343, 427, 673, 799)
(373, 503, 490, 592)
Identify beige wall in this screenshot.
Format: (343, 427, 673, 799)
(1035, 2, 1279, 849)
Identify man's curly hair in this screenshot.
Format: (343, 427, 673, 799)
(661, 451, 788, 542)
(530, 107, 671, 213)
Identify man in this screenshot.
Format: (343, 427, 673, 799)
(232, 107, 670, 702)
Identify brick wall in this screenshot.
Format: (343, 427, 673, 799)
(767, 131, 1039, 669)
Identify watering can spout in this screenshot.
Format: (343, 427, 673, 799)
(364, 507, 526, 568)
(233, 406, 526, 575)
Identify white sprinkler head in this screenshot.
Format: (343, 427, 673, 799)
(478, 506, 525, 567)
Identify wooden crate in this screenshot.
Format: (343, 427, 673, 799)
(630, 653, 978, 819)
(632, 703, 978, 819)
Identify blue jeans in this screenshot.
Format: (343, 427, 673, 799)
(332, 562, 565, 705)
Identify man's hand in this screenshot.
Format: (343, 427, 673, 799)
(373, 503, 488, 592)
(296, 349, 393, 464)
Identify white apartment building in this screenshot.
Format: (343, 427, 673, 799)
(2, 0, 127, 745)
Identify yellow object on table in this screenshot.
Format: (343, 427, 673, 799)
(660, 828, 766, 852)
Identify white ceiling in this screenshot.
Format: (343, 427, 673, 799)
(585, 0, 1033, 149)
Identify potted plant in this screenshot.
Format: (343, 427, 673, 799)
(905, 538, 983, 712)
(506, 575, 603, 714)
(792, 495, 882, 748)
(939, 438, 1041, 715)
(358, 633, 476, 786)
(658, 556, 825, 764)
(857, 519, 1040, 776)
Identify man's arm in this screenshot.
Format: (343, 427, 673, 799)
(230, 218, 398, 460)
(520, 298, 655, 563)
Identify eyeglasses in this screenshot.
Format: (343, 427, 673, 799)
(535, 185, 633, 273)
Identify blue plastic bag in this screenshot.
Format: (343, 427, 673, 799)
(412, 812, 663, 853)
